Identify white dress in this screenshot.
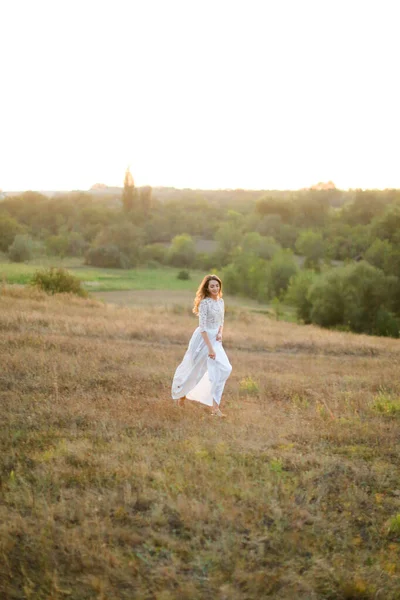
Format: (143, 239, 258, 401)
(171, 297, 232, 406)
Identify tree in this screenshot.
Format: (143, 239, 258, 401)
(241, 232, 280, 260)
(122, 167, 136, 212)
(266, 250, 299, 300)
(295, 230, 325, 269)
(285, 270, 316, 323)
(0, 213, 24, 251)
(167, 234, 196, 267)
(308, 262, 397, 335)
(140, 186, 153, 217)
(365, 239, 393, 272)
(8, 234, 34, 262)
(92, 222, 143, 267)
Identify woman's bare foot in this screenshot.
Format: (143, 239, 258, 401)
(178, 396, 186, 407)
(211, 408, 226, 418)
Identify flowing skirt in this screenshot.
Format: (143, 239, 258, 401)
(171, 327, 232, 406)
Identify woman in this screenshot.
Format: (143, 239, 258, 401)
(171, 274, 232, 417)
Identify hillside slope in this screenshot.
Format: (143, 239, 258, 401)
(1, 288, 399, 599)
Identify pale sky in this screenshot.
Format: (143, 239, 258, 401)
(0, 0, 399, 192)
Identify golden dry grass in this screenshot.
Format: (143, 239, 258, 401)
(1, 286, 400, 599)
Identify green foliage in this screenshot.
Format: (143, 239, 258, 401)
(371, 205, 400, 243)
(122, 167, 136, 212)
(365, 238, 392, 271)
(239, 376, 259, 395)
(31, 267, 88, 297)
(141, 243, 167, 265)
(308, 262, 399, 335)
(221, 251, 268, 300)
(266, 250, 299, 300)
(372, 392, 400, 417)
(92, 222, 143, 267)
(285, 270, 316, 323)
(85, 245, 129, 269)
(215, 223, 243, 264)
(0, 213, 24, 251)
(295, 230, 325, 269)
(46, 234, 70, 257)
(241, 232, 280, 260)
(167, 234, 196, 268)
(374, 308, 400, 338)
(177, 269, 190, 280)
(8, 234, 35, 262)
(386, 514, 400, 537)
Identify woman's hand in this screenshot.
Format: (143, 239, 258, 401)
(208, 347, 216, 359)
(216, 332, 222, 342)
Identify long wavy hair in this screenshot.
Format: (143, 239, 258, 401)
(193, 274, 223, 315)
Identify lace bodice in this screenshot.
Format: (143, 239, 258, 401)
(198, 297, 224, 332)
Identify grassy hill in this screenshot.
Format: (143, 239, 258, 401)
(1, 287, 399, 599)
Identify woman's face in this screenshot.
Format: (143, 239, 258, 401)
(207, 279, 220, 297)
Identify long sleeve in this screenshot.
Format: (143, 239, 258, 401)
(220, 299, 224, 327)
(199, 300, 208, 332)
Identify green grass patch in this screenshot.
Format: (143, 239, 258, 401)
(0, 260, 204, 292)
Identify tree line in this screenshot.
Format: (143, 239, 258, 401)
(1, 181, 400, 337)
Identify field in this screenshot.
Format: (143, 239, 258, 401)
(0, 258, 296, 318)
(0, 259, 203, 292)
(1, 286, 400, 599)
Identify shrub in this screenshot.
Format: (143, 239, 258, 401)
(239, 376, 259, 395)
(141, 243, 167, 265)
(31, 267, 88, 297)
(85, 245, 129, 268)
(285, 270, 316, 323)
(177, 270, 190, 280)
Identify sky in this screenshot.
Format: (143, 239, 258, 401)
(0, 0, 399, 192)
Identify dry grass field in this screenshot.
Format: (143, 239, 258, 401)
(1, 286, 400, 599)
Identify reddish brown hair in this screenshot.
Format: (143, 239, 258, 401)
(192, 274, 223, 315)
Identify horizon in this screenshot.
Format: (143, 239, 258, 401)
(2, 181, 400, 195)
(1, 0, 399, 192)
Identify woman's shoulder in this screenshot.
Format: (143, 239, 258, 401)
(199, 297, 211, 306)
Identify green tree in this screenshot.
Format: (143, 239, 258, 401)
(285, 270, 316, 323)
(372, 205, 400, 244)
(93, 222, 143, 267)
(295, 230, 325, 269)
(266, 250, 299, 300)
(241, 232, 280, 260)
(0, 213, 24, 251)
(215, 220, 243, 265)
(140, 186, 153, 217)
(8, 234, 34, 262)
(167, 234, 196, 267)
(365, 239, 393, 271)
(308, 262, 397, 335)
(122, 167, 136, 212)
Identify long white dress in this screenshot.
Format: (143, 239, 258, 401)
(171, 297, 232, 406)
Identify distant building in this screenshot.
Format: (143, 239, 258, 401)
(301, 181, 337, 191)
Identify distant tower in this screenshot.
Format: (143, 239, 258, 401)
(122, 167, 135, 211)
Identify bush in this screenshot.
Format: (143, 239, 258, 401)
(8, 234, 34, 262)
(31, 267, 88, 297)
(141, 243, 167, 265)
(177, 270, 190, 280)
(85, 245, 129, 269)
(285, 270, 316, 323)
(307, 262, 398, 335)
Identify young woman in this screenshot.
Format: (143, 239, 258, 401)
(171, 274, 232, 417)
